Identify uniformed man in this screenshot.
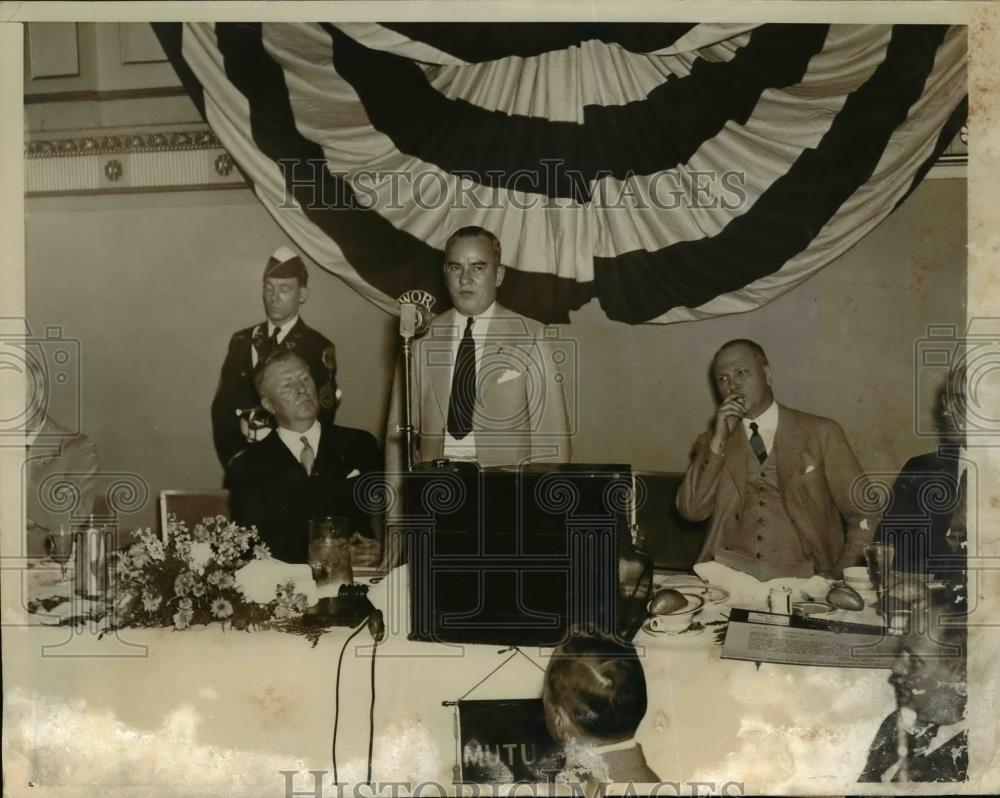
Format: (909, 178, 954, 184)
(211, 247, 339, 468)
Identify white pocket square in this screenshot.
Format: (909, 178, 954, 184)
(497, 369, 522, 384)
(804, 465, 816, 474)
(347, 469, 361, 479)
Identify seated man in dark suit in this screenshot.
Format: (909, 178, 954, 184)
(225, 350, 381, 565)
(859, 587, 967, 782)
(878, 365, 967, 582)
(543, 636, 659, 789)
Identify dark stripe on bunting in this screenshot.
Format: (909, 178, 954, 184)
(895, 93, 967, 211)
(152, 23, 207, 119)
(328, 24, 828, 201)
(213, 23, 589, 323)
(594, 25, 952, 324)
(214, 23, 447, 307)
(378, 22, 698, 62)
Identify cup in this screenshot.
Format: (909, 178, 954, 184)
(842, 566, 873, 587)
(888, 609, 912, 636)
(647, 594, 704, 634)
(308, 516, 353, 586)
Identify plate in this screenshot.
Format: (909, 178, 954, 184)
(652, 573, 705, 590)
(681, 585, 731, 605)
(640, 619, 706, 640)
(792, 600, 836, 616)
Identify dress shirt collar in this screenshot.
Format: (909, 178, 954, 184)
(923, 718, 967, 756)
(452, 301, 496, 337)
(742, 399, 778, 450)
(276, 419, 321, 462)
(591, 738, 638, 756)
(267, 315, 298, 343)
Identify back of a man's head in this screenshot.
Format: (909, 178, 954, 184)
(543, 635, 648, 744)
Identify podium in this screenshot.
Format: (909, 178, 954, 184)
(402, 462, 651, 647)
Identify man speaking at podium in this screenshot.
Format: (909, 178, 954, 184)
(677, 339, 874, 580)
(386, 226, 571, 479)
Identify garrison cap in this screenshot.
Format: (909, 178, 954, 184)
(263, 246, 308, 284)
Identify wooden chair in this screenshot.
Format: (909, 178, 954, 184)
(158, 489, 230, 540)
(632, 470, 707, 573)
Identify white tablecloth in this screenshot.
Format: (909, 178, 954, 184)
(4, 564, 899, 796)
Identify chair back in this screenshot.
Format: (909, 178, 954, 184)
(632, 471, 707, 572)
(159, 489, 230, 540)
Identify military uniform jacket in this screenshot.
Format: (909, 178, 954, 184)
(211, 317, 337, 468)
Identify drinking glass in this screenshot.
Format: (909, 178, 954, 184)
(46, 526, 74, 582)
(308, 516, 353, 586)
(863, 542, 895, 614)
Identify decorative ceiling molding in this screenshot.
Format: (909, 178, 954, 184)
(26, 128, 223, 158)
(25, 126, 248, 197)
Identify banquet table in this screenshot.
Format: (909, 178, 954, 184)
(4, 563, 900, 797)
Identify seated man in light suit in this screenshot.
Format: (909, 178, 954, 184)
(24, 354, 99, 556)
(386, 225, 571, 490)
(226, 350, 381, 566)
(677, 339, 875, 580)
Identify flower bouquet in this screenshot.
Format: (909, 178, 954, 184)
(114, 515, 308, 631)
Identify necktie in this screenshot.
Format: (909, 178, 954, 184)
(447, 317, 476, 440)
(749, 421, 768, 464)
(299, 435, 315, 475)
(259, 325, 281, 362)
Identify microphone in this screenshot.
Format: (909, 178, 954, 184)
(397, 290, 435, 339)
(367, 608, 385, 642)
(399, 303, 419, 340)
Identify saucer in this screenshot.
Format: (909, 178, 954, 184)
(681, 585, 731, 605)
(641, 619, 706, 640)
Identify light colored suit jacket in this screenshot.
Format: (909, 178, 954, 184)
(385, 305, 571, 513)
(598, 744, 659, 784)
(676, 404, 875, 574)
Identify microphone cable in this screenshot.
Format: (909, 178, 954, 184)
(367, 627, 379, 783)
(332, 609, 386, 786)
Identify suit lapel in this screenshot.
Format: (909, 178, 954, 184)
(723, 425, 748, 503)
(314, 424, 345, 477)
(774, 405, 805, 494)
(427, 309, 458, 419)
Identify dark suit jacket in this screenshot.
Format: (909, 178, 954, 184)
(859, 710, 967, 782)
(224, 422, 381, 564)
(877, 449, 964, 579)
(677, 405, 875, 575)
(211, 317, 338, 468)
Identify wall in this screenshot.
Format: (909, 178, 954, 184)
(25, 178, 966, 531)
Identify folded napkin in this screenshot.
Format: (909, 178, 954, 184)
(234, 557, 318, 605)
(694, 561, 832, 610)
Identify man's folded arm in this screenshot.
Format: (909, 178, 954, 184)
(211, 336, 244, 467)
(529, 333, 571, 463)
(823, 420, 877, 569)
(676, 433, 726, 522)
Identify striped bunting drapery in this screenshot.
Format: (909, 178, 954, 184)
(154, 23, 966, 324)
